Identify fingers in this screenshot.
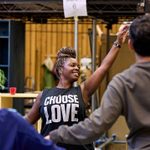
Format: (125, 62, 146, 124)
(122, 29, 129, 43)
(118, 24, 129, 33)
(116, 25, 129, 44)
(44, 135, 50, 140)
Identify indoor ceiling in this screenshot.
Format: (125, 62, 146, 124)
(0, 0, 145, 23)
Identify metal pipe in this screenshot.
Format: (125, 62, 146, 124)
(95, 134, 127, 150)
(74, 16, 78, 87)
(99, 134, 116, 149)
(91, 18, 97, 112)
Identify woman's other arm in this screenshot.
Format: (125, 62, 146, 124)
(24, 93, 42, 124)
(80, 25, 129, 104)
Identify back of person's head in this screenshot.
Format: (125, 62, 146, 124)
(55, 47, 76, 78)
(129, 14, 150, 56)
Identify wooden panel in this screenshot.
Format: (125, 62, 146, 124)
(35, 24, 42, 91)
(0, 97, 12, 108)
(107, 116, 128, 150)
(25, 20, 135, 149)
(67, 21, 74, 48)
(62, 22, 67, 47)
(30, 24, 36, 81)
(25, 21, 122, 90)
(25, 23, 31, 82)
(104, 35, 134, 149)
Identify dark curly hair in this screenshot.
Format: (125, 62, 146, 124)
(55, 47, 76, 78)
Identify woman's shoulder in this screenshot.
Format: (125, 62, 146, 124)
(41, 87, 57, 96)
(43, 87, 56, 91)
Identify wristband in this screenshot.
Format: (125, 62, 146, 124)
(113, 41, 121, 48)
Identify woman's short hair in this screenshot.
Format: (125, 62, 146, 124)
(55, 47, 76, 78)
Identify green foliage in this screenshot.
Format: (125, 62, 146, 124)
(0, 69, 7, 89)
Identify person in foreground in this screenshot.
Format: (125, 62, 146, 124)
(0, 108, 64, 150)
(25, 22, 128, 150)
(47, 14, 150, 150)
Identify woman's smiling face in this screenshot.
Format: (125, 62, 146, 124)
(61, 58, 80, 82)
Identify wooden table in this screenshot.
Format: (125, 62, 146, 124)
(0, 93, 38, 108)
(0, 92, 42, 132)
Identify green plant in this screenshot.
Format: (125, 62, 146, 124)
(0, 69, 7, 89)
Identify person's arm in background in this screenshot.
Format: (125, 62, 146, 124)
(48, 77, 123, 145)
(24, 92, 42, 124)
(80, 25, 129, 104)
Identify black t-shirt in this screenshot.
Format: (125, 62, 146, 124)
(39, 86, 94, 150)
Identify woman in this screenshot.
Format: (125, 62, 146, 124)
(25, 25, 128, 150)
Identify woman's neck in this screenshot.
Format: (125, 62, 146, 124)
(57, 80, 73, 89)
